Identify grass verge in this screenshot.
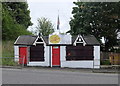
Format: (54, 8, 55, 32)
(2, 41, 16, 66)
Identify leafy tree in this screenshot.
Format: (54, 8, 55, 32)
(69, 2, 120, 51)
(3, 2, 32, 28)
(2, 2, 33, 40)
(36, 17, 54, 36)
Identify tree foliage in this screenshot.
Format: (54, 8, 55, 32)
(36, 17, 54, 36)
(69, 2, 120, 51)
(2, 2, 33, 40)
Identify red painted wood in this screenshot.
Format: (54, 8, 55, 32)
(52, 46, 60, 66)
(19, 47, 27, 64)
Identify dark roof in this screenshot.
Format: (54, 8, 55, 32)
(72, 35, 100, 45)
(42, 36, 49, 45)
(14, 35, 100, 46)
(83, 35, 100, 45)
(14, 35, 38, 45)
(72, 36, 77, 43)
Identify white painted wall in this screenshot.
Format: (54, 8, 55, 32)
(93, 46, 100, 69)
(61, 61, 93, 68)
(60, 46, 99, 68)
(50, 46, 52, 67)
(28, 45, 50, 67)
(27, 45, 100, 68)
(60, 46, 66, 62)
(14, 46, 19, 62)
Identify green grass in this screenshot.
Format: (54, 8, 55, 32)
(2, 58, 17, 66)
(2, 41, 16, 66)
(2, 41, 14, 57)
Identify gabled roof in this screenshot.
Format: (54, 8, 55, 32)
(14, 35, 38, 45)
(83, 35, 100, 45)
(42, 36, 49, 45)
(72, 36, 77, 44)
(14, 35, 100, 46)
(72, 35, 100, 45)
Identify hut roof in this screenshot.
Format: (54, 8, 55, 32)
(83, 35, 100, 45)
(14, 35, 37, 45)
(14, 35, 100, 45)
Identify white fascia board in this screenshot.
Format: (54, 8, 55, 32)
(73, 35, 79, 46)
(33, 36, 45, 45)
(33, 36, 39, 45)
(14, 36, 20, 44)
(79, 35, 87, 46)
(73, 35, 86, 46)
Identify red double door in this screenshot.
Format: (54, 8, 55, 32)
(19, 47, 27, 64)
(52, 46, 60, 66)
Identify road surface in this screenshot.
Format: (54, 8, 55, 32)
(2, 68, 118, 84)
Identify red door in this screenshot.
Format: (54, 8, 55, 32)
(19, 47, 27, 64)
(52, 46, 60, 66)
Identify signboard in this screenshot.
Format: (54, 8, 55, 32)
(49, 34, 72, 44)
(49, 34, 60, 43)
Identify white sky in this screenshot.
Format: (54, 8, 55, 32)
(27, 0, 77, 33)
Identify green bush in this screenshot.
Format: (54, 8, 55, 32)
(101, 60, 111, 65)
(2, 58, 17, 66)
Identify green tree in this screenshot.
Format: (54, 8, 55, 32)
(5, 2, 32, 28)
(2, 2, 33, 40)
(36, 17, 54, 36)
(69, 2, 120, 51)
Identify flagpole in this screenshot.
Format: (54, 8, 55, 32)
(57, 10, 60, 33)
(58, 10, 60, 33)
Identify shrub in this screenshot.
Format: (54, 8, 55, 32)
(101, 60, 111, 65)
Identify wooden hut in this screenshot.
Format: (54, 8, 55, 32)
(14, 33, 100, 68)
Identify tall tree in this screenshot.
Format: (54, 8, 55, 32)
(5, 2, 32, 28)
(69, 2, 120, 51)
(36, 17, 54, 36)
(2, 2, 33, 40)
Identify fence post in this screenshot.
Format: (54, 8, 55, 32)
(21, 56, 25, 69)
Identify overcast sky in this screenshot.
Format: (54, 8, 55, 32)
(27, 0, 77, 33)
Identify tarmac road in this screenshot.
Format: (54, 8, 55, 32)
(2, 68, 119, 84)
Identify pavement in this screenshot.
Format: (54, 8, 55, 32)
(1, 66, 120, 73)
(26, 66, 120, 73)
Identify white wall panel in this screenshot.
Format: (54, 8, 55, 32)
(94, 46, 100, 69)
(61, 61, 93, 68)
(14, 46, 19, 62)
(28, 45, 50, 67)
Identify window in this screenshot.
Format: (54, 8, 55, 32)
(66, 45, 94, 61)
(30, 44, 44, 61)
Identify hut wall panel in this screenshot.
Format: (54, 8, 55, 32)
(44, 45, 50, 66)
(50, 46, 52, 67)
(60, 46, 66, 65)
(14, 46, 19, 62)
(61, 60, 93, 68)
(93, 46, 100, 69)
(60, 46, 94, 68)
(28, 45, 50, 66)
